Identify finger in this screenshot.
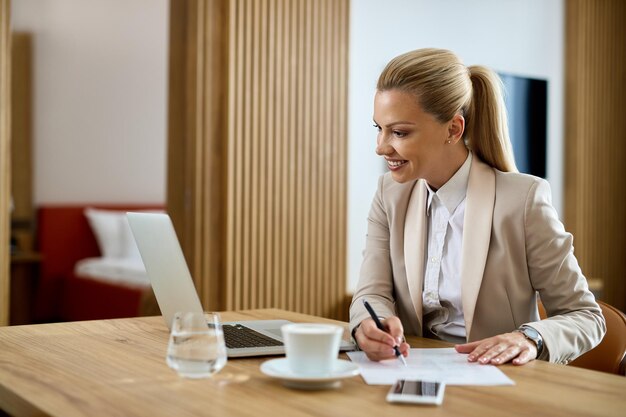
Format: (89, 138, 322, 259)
(360, 319, 396, 346)
(398, 341, 411, 357)
(355, 324, 386, 349)
(490, 346, 522, 365)
(455, 341, 481, 353)
(360, 344, 398, 361)
(355, 324, 399, 359)
(476, 343, 510, 364)
(512, 348, 536, 366)
(382, 317, 405, 344)
(365, 350, 399, 362)
(465, 342, 496, 362)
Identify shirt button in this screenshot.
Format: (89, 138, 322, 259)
(430, 257, 439, 263)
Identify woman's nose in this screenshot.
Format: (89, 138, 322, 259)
(376, 136, 392, 156)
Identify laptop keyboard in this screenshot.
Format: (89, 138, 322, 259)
(222, 324, 284, 349)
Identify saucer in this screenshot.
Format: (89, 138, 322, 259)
(260, 358, 360, 390)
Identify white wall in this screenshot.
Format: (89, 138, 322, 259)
(348, 0, 564, 291)
(11, 0, 168, 204)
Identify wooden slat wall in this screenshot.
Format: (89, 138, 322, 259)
(565, 0, 626, 312)
(167, 0, 229, 311)
(226, 0, 348, 318)
(168, 0, 349, 319)
(0, 0, 11, 326)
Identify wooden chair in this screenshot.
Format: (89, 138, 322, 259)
(538, 300, 626, 375)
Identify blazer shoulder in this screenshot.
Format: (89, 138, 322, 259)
(494, 170, 549, 197)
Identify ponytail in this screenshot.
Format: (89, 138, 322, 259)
(465, 66, 517, 172)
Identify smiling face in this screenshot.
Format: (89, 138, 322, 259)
(373, 89, 466, 188)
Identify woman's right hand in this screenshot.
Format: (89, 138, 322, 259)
(354, 316, 411, 361)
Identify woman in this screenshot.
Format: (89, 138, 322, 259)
(349, 48, 605, 366)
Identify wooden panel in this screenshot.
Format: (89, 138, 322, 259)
(565, 0, 626, 311)
(0, 0, 11, 327)
(9, 33, 31, 224)
(167, 0, 229, 311)
(224, 0, 348, 318)
(168, 0, 349, 319)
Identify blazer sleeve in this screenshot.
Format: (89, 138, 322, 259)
(522, 178, 606, 363)
(349, 175, 397, 337)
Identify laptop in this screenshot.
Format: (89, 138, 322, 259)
(126, 212, 355, 358)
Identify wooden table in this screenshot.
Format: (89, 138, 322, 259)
(0, 309, 624, 417)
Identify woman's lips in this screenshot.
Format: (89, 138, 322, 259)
(386, 159, 408, 171)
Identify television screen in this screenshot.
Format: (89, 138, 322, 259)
(498, 73, 548, 178)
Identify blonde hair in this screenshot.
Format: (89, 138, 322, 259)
(377, 48, 517, 172)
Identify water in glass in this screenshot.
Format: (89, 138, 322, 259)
(166, 312, 227, 378)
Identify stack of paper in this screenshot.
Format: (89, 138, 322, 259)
(347, 348, 515, 386)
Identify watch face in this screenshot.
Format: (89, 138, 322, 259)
(520, 326, 542, 353)
(523, 326, 539, 339)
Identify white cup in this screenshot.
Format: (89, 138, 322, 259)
(281, 323, 343, 376)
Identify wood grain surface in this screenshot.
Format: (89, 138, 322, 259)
(1, 309, 625, 417)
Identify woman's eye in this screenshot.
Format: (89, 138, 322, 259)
(393, 131, 407, 138)
(373, 123, 381, 132)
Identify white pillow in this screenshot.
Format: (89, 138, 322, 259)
(84, 208, 126, 258)
(84, 207, 164, 261)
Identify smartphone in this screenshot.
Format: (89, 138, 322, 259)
(386, 379, 445, 405)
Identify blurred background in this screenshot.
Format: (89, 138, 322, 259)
(1, 0, 624, 326)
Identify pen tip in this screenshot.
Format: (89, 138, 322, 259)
(400, 354, 407, 367)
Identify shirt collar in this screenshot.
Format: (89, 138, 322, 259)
(425, 152, 472, 215)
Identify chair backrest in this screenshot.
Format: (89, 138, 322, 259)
(538, 300, 626, 375)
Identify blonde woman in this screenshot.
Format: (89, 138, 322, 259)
(349, 48, 605, 366)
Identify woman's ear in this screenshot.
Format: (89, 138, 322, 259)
(447, 114, 465, 144)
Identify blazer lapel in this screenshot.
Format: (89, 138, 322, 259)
(404, 179, 428, 332)
(461, 158, 495, 340)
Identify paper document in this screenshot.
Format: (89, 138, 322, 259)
(347, 348, 514, 386)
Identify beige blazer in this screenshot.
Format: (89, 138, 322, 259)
(350, 156, 605, 364)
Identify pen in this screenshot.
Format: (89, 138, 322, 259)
(363, 299, 407, 366)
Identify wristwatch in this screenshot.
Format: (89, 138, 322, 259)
(516, 325, 543, 356)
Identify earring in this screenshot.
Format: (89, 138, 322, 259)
(446, 140, 452, 144)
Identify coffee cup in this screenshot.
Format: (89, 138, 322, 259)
(281, 323, 343, 376)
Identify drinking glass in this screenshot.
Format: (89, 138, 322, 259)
(166, 312, 227, 378)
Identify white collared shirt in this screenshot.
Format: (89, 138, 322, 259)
(422, 153, 472, 343)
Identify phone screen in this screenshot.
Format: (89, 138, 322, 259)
(391, 379, 441, 396)
(387, 379, 445, 405)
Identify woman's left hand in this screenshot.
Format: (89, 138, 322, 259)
(455, 331, 537, 366)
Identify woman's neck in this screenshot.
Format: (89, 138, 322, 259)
(426, 146, 470, 190)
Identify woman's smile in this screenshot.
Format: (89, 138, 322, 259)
(386, 158, 408, 170)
